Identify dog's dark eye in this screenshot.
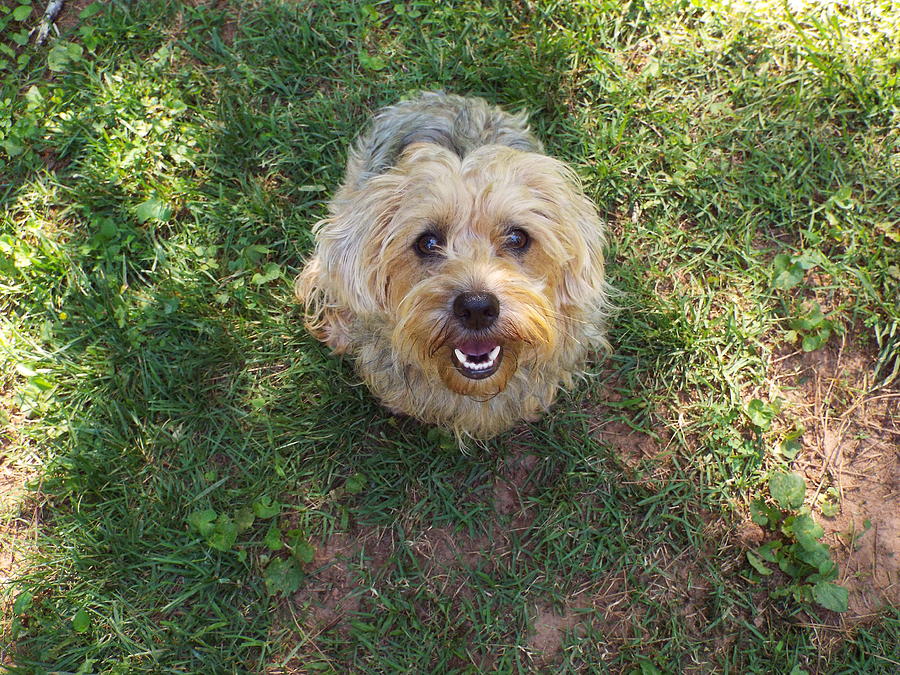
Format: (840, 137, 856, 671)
(503, 228, 530, 253)
(415, 232, 444, 257)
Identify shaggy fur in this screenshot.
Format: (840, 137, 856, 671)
(297, 92, 610, 438)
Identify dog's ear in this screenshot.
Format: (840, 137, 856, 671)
(542, 166, 611, 351)
(296, 174, 405, 352)
(295, 255, 354, 353)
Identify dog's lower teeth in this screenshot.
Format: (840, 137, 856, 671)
(454, 347, 500, 372)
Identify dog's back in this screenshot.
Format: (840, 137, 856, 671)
(346, 91, 543, 190)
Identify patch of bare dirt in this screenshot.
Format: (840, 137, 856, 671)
(0, 469, 28, 596)
(265, 527, 391, 672)
(587, 378, 675, 489)
(601, 419, 655, 465)
(409, 526, 486, 574)
(527, 604, 582, 665)
(523, 542, 720, 668)
(770, 336, 900, 618)
(290, 532, 366, 635)
(545, 543, 727, 669)
(492, 445, 541, 528)
(586, 573, 640, 647)
(735, 519, 767, 548)
(0, 394, 37, 667)
(45, 0, 97, 35)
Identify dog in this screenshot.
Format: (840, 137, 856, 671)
(296, 92, 609, 439)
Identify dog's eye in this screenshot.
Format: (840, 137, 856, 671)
(503, 228, 530, 253)
(415, 232, 444, 257)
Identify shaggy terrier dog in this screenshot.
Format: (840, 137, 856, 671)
(297, 92, 609, 438)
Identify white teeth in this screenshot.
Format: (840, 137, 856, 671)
(454, 347, 501, 372)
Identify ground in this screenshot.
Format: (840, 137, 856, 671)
(774, 342, 899, 616)
(265, 340, 898, 668)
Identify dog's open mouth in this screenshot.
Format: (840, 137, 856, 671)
(452, 340, 502, 380)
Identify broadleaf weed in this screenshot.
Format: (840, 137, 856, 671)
(748, 472, 848, 613)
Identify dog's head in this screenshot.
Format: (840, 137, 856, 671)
(299, 143, 607, 399)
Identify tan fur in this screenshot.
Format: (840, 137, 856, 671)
(296, 95, 609, 439)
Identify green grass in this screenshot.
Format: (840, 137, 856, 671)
(1, 0, 898, 672)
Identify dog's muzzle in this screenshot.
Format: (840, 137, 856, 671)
(450, 292, 503, 379)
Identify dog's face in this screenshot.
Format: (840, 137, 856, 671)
(314, 142, 606, 399)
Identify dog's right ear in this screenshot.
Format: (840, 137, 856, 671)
(296, 173, 405, 353)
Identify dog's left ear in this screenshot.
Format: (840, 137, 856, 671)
(551, 172, 610, 350)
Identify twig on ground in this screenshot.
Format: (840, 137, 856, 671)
(34, 0, 66, 46)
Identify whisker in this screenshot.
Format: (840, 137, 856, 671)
(428, 315, 453, 357)
(470, 388, 502, 403)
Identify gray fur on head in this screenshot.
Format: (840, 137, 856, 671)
(345, 91, 544, 190)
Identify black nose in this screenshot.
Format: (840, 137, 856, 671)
(453, 292, 499, 331)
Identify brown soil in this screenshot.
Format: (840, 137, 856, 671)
(771, 337, 900, 617)
(0, 461, 27, 589)
(1, 385, 25, 554)
(291, 532, 366, 635)
(586, 377, 676, 491)
(0, 392, 36, 667)
(46, 0, 98, 34)
(532, 544, 725, 669)
(527, 604, 581, 665)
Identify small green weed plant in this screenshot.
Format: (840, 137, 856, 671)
(187, 475, 367, 596)
(747, 472, 848, 613)
(771, 251, 836, 352)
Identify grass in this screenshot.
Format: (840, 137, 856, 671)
(1, 0, 898, 672)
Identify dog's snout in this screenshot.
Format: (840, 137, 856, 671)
(453, 292, 499, 331)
